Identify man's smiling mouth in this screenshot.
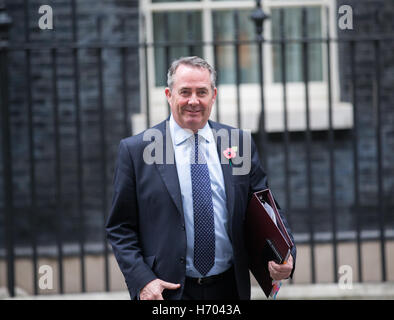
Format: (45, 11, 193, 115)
(185, 109, 201, 114)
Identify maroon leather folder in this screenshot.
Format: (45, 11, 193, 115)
(245, 188, 294, 298)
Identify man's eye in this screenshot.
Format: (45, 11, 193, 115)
(198, 91, 208, 96)
(180, 90, 190, 96)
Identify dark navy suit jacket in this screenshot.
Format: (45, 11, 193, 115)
(105, 119, 296, 300)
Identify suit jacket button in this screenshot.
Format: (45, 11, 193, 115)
(180, 257, 185, 264)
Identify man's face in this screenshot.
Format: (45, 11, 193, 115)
(165, 64, 217, 132)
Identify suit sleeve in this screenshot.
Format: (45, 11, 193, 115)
(105, 139, 157, 299)
(248, 136, 297, 278)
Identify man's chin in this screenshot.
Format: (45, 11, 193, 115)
(184, 119, 205, 132)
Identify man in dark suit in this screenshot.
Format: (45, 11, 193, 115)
(106, 56, 296, 300)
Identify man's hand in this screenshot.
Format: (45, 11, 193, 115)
(139, 279, 181, 300)
(268, 255, 294, 281)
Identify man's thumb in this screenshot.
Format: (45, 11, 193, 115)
(161, 280, 181, 290)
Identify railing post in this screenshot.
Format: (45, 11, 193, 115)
(0, 1, 14, 297)
(250, 0, 269, 170)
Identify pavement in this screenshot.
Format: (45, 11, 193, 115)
(2, 283, 394, 300)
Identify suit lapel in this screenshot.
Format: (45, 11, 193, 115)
(155, 120, 184, 216)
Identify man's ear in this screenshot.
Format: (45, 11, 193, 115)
(165, 87, 172, 102)
(212, 87, 217, 102)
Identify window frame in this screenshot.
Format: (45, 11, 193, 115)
(137, 0, 352, 134)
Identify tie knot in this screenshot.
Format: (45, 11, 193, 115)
(194, 133, 199, 145)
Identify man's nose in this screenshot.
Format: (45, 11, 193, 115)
(188, 94, 199, 106)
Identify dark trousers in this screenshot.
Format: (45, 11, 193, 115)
(181, 267, 239, 300)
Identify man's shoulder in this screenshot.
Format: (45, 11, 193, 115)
(120, 119, 168, 148)
(208, 120, 247, 136)
(209, 120, 241, 132)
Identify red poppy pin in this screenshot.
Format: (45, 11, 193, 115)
(223, 146, 237, 166)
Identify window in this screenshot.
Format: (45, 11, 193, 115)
(271, 6, 323, 83)
(153, 11, 203, 86)
(137, 0, 352, 134)
(213, 10, 258, 85)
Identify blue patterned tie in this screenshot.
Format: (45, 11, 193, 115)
(191, 133, 215, 276)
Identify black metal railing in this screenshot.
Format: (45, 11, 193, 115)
(0, 1, 14, 297)
(1, 0, 393, 297)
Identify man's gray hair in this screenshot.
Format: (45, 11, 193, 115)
(167, 56, 217, 91)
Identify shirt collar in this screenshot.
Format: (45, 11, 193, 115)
(169, 114, 213, 146)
